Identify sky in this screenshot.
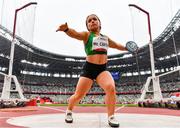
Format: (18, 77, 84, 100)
(0, 0, 180, 57)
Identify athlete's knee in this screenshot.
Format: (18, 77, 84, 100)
(104, 84, 116, 94)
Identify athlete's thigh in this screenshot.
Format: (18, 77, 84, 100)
(74, 76, 93, 95)
(96, 71, 115, 90)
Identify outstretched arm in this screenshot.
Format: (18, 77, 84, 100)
(56, 22, 88, 42)
(108, 37, 127, 51)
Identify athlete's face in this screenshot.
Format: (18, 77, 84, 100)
(86, 14, 101, 32)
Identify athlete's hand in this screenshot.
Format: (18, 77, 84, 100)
(56, 22, 68, 32)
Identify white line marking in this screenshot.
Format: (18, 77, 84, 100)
(39, 106, 66, 113)
(0, 117, 13, 119)
(115, 105, 125, 112)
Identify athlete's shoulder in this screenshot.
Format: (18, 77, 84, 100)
(82, 31, 91, 44)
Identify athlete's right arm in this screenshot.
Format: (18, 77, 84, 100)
(56, 22, 88, 43)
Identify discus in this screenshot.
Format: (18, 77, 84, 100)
(126, 41, 138, 53)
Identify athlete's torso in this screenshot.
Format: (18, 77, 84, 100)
(84, 32, 108, 64)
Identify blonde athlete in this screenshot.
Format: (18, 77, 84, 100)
(56, 14, 127, 127)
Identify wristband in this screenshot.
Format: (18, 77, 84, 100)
(64, 28, 69, 32)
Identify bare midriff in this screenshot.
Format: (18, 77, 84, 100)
(86, 54, 107, 65)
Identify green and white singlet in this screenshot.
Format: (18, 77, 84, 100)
(85, 32, 108, 55)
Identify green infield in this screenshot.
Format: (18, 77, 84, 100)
(40, 104, 138, 107)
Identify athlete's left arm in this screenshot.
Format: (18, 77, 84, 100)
(108, 37, 127, 51)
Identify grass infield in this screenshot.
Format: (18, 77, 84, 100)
(40, 104, 138, 107)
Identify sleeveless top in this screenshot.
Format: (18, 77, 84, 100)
(84, 32, 108, 55)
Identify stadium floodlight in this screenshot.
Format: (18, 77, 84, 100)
(1, 2, 37, 100)
(129, 4, 163, 102)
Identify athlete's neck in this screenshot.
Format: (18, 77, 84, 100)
(91, 31, 100, 36)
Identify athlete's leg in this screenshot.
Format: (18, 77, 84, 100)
(96, 71, 119, 127)
(96, 71, 116, 117)
(65, 77, 93, 123)
(67, 77, 93, 110)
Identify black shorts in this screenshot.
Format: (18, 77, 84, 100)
(81, 61, 107, 80)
